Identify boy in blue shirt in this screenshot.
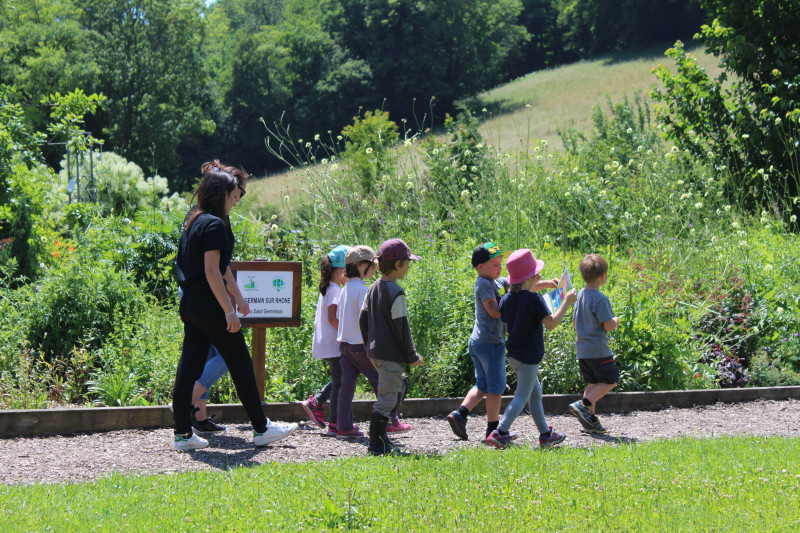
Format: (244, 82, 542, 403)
(569, 254, 620, 434)
(447, 243, 510, 440)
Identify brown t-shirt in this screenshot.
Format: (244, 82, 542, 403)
(359, 279, 420, 365)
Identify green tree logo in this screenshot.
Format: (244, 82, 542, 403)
(272, 278, 285, 291)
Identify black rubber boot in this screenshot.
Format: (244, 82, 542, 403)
(368, 412, 397, 456)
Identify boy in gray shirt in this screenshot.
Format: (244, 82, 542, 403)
(569, 254, 620, 434)
(447, 242, 511, 441)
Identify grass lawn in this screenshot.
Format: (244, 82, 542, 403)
(2, 436, 797, 531)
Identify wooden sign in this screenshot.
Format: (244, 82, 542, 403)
(230, 260, 302, 400)
(230, 261, 302, 327)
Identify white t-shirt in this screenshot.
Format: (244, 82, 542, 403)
(312, 282, 342, 359)
(336, 277, 368, 344)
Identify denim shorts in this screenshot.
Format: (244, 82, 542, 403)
(468, 339, 507, 395)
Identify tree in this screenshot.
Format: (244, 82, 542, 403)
(652, 0, 800, 216)
(204, 0, 376, 174)
(78, 0, 215, 182)
(553, 0, 704, 58)
(504, 0, 569, 78)
(0, 0, 100, 166)
(322, 0, 527, 121)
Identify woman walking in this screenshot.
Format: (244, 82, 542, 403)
(172, 161, 297, 451)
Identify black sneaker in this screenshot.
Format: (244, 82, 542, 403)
(192, 415, 226, 435)
(447, 410, 468, 440)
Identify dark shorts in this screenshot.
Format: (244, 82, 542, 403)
(579, 356, 619, 384)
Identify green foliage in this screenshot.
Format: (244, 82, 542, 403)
(43, 89, 105, 153)
(324, 0, 528, 117)
(540, 321, 583, 394)
(80, 0, 215, 180)
(341, 110, 400, 195)
(87, 369, 145, 407)
(25, 257, 147, 361)
(553, 0, 704, 58)
(652, 0, 800, 218)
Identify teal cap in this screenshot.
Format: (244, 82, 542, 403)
(327, 245, 349, 268)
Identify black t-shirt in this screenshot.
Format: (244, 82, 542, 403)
(175, 212, 232, 296)
(499, 290, 551, 365)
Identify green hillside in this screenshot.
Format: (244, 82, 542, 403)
(247, 44, 723, 210)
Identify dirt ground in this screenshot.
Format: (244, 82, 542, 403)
(2, 399, 798, 485)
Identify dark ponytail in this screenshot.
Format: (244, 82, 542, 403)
(319, 255, 333, 296)
(184, 160, 241, 231)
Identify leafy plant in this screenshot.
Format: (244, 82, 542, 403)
(341, 109, 400, 195)
(87, 368, 145, 407)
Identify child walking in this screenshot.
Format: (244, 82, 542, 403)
(446, 242, 510, 441)
(569, 253, 620, 434)
(487, 249, 576, 449)
(301, 245, 349, 436)
(360, 238, 424, 455)
(336, 246, 410, 439)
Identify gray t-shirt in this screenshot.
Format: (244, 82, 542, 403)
(470, 276, 509, 345)
(573, 288, 615, 359)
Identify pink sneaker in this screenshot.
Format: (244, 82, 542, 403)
(336, 425, 364, 439)
(301, 395, 325, 429)
(386, 420, 412, 434)
(325, 423, 338, 437)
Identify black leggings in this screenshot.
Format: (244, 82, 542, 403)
(314, 357, 343, 424)
(173, 290, 267, 435)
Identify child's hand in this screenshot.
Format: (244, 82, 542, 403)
(532, 278, 559, 291)
(565, 288, 577, 305)
(410, 357, 424, 367)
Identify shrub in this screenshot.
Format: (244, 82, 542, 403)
(341, 110, 400, 195)
(57, 151, 187, 216)
(24, 257, 147, 362)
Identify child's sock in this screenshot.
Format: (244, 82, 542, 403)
(457, 405, 470, 418)
(582, 398, 592, 407)
(541, 428, 552, 437)
(486, 421, 499, 437)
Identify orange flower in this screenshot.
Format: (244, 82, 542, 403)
(68, 246, 76, 252)
(52, 250, 61, 258)
(54, 241, 62, 247)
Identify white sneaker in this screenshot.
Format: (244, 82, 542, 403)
(173, 433, 209, 452)
(253, 421, 298, 447)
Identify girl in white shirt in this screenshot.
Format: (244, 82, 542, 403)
(301, 245, 348, 436)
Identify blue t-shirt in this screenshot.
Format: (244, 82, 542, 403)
(573, 288, 615, 359)
(470, 276, 509, 345)
(499, 290, 550, 365)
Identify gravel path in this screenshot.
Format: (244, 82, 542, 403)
(2, 399, 798, 485)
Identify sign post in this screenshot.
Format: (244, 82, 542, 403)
(230, 261, 302, 400)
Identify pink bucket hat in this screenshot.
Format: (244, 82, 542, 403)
(506, 249, 544, 285)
